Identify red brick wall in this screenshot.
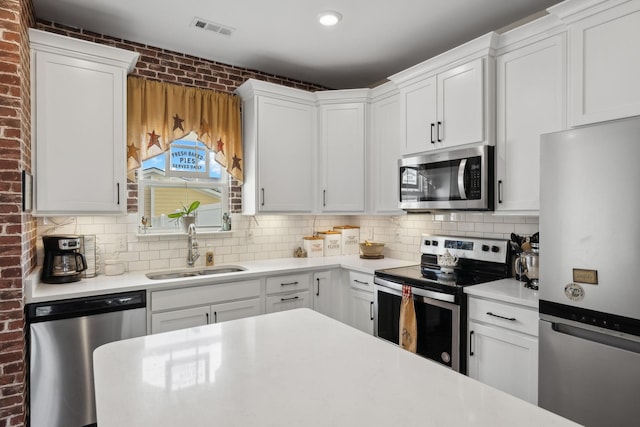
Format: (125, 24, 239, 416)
(0, 0, 35, 425)
(36, 20, 327, 215)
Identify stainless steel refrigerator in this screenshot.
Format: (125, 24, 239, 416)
(539, 116, 640, 427)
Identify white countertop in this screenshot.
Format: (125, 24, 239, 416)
(94, 308, 576, 427)
(25, 255, 416, 304)
(465, 278, 539, 309)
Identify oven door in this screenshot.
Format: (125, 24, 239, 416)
(373, 277, 460, 371)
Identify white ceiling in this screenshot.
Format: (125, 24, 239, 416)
(32, 0, 563, 89)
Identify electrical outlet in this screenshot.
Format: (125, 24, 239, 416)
(247, 230, 254, 243)
(395, 230, 401, 242)
(115, 235, 127, 252)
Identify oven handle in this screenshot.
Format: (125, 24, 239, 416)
(373, 277, 456, 303)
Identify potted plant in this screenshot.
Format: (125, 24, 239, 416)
(168, 200, 200, 232)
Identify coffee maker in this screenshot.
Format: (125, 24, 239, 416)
(41, 235, 87, 284)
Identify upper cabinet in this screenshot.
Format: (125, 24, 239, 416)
(369, 82, 402, 214)
(550, 0, 640, 126)
(316, 90, 368, 213)
(389, 33, 497, 156)
(29, 29, 139, 215)
(495, 18, 567, 214)
(236, 80, 316, 215)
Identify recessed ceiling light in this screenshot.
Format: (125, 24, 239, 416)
(318, 11, 342, 27)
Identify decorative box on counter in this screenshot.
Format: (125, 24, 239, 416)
(333, 226, 360, 255)
(303, 236, 324, 258)
(316, 230, 342, 257)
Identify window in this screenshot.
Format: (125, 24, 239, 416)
(138, 131, 228, 234)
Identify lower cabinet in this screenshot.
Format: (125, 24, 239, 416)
(467, 296, 538, 404)
(312, 270, 341, 321)
(149, 279, 262, 334)
(265, 273, 312, 314)
(345, 271, 375, 335)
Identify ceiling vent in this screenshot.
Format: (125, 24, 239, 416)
(191, 17, 235, 36)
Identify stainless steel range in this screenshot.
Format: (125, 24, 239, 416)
(374, 234, 511, 373)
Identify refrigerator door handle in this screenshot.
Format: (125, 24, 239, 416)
(552, 321, 640, 354)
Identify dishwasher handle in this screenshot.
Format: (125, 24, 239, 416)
(26, 290, 146, 323)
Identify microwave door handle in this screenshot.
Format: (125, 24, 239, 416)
(457, 159, 467, 199)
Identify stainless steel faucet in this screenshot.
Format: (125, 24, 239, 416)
(187, 223, 200, 267)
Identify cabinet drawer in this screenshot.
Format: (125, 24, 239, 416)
(266, 290, 312, 313)
(348, 271, 374, 292)
(266, 273, 310, 294)
(151, 279, 261, 312)
(468, 297, 538, 337)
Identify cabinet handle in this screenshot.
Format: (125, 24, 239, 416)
(323, 189, 327, 207)
(470, 330, 475, 356)
(354, 279, 369, 286)
(214, 311, 217, 323)
(498, 180, 503, 204)
(370, 301, 374, 320)
(281, 296, 299, 302)
(205, 312, 209, 324)
(437, 121, 442, 142)
(281, 281, 299, 286)
(261, 188, 265, 206)
(430, 123, 435, 144)
(486, 311, 516, 321)
(316, 277, 320, 296)
(117, 183, 120, 205)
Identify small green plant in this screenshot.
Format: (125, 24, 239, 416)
(167, 200, 200, 221)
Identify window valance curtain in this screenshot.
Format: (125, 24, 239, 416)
(127, 76, 243, 182)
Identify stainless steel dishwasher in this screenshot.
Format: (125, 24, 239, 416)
(27, 290, 146, 427)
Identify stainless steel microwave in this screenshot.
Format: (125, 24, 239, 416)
(399, 145, 494, 211)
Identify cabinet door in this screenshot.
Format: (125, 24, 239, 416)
(257, 96, 315, 212)
(568, 2, 640, 126)
(266, 291, 312, 313)
(437, 58, 485, 148)
(468, 320, 538, 404)
(211, 298, 261, 324)
(370, 92, 402, 214)
(401, 76, 437, 155)
(496, 34, 566, 213)
(151, 306, 210, 334)
(313, 271, 337, 319)
(33, 51, 126, 214)
(349, 288, 374, 335)
(320, 103, 366, 212)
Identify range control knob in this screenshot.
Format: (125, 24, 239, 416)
(432, 240, 439, 247)
(481, 245, 490, 252)
(424, 240, 431, 246)
(491, 245, 500, 253)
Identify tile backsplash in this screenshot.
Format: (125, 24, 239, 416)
(36, 213, 538, 272)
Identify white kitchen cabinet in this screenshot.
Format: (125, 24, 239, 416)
(394, 57, 492, 156)
(235, 80, 316, 214)
(495, 31, 566, 214)
(265, 273, 312, 313)
(29, 29, 138, 215)
(369, 83, 402, 214)
(345, 271, 375, 334)
(317, 91, 368, 213)
(467, 296, 538, 404)
(313, 270, 341, 321)
(149, 279, 262, 334)
(151, 298, 261, 334)
(552, 0, 640, 126)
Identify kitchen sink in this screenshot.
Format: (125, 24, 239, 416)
(145, 265, 247, 280)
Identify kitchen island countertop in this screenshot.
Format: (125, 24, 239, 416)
(94, 308, 576, 427)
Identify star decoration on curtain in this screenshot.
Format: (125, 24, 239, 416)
(216, 137, 225, 155)
(200, 120, 211, 138)
(127, 143, 139, 162)
(147, 130, 162, 150)
(232, 154, 242, 171)
(172, 114, 184, 131)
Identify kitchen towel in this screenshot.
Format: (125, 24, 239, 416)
(399, 284, 417, 353)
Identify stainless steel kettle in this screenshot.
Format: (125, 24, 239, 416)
(515, 244, 539, 289)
